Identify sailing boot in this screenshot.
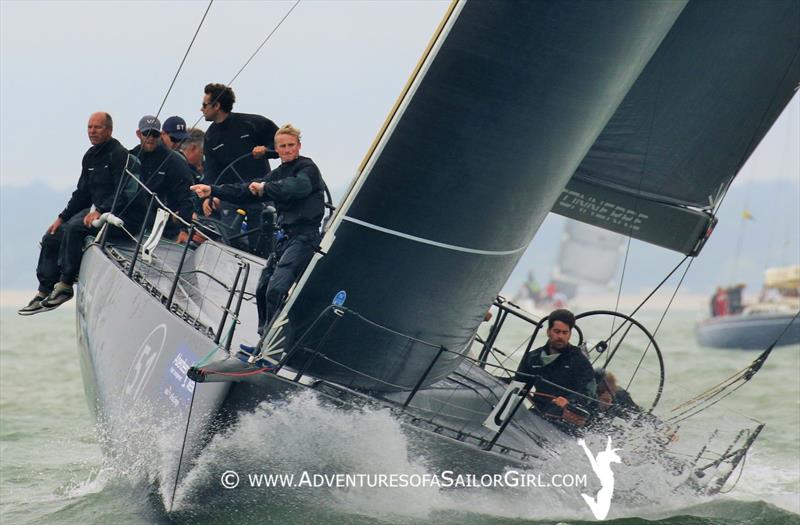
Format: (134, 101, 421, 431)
(40, 282, 74, 310)
(17, 292, 54, 316)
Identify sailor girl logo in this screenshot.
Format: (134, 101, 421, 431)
(577, 437, 621, 520)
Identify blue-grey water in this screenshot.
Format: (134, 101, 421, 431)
(1, 304, 798, 524)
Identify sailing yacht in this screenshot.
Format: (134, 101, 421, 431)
(696, 265, 800, 349)
(73, 0, 799, 510)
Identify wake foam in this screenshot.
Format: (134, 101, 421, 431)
(161, 390, 709, 522)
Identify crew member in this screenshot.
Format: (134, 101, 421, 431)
(712, 287, 729, 317)
(127, 115, 195, 243)
(594, 369, 639, 417)
(191, 124, 325, 333)
(18, 112, 134, 315)
(179, 128, 205, 181)
(161, 115, 190, 151)
(516, 309, 596, 418)
(200, 82, 279, 256)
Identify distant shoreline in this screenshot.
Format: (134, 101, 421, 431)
(0, 287, 706, 313)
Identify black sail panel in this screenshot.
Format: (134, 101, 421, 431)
(276, 0, 687, 390)
(556, 0, 800, 255)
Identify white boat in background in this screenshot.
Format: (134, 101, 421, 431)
(696, 265, 800, 349)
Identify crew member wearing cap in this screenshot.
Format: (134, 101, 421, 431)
(515, 309, 596, 415)
(200, 82, 279, 256)
(161, 116, 189, 151)
(19, 112, 136, 315)
(127, 115, 195, 243)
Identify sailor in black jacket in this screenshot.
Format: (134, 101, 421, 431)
(20, 112, 135, 315)
(192, 124, 325, 331)
(200, 83, 279, 255)
(128, 116, 195, 242)
(516, 309, 596, 414)
(201, 111, 279, 186)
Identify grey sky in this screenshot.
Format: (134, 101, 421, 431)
(1, 0, 449, 192)
(2, 0, 797, 194)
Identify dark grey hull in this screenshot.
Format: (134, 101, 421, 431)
(75, 242, 573, 507)
(74, 235, 761, 514)
(695, 313, 800, 350)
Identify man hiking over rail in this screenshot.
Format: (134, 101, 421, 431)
(19, 112, 135, 315)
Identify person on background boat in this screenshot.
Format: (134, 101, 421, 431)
(127, 115, 195, 244)
(712, 287, 729, 317)
(726, 284, 745, 314)
(515, 309, 596, 422)
(160, 115, 190, 151)
(521, 270, 542, 303)
(18, 112, 133, 315)
(200, 82, 279, 256)
(191, 124, 326, 335)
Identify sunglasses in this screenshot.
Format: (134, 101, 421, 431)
(202, 101, 216, 108)
(142, 129, 161, 138)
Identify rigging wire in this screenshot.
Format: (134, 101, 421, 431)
(169, 385, 197, 512)
(111, 1, 304, 248)
(591, 253, 691, 359)
(155, 0, 214, 120)
(607, 75, 662, 342)
(597, 53, 797, 391)
(609, 233, 633, 339)
(227, 0, 300, 87)
(667, 309, 799, 424)
(624, 257, 694, 391)
(187, 0, 302, 131)
(660, 77, 800, 415)
(123, 0, 214, 182)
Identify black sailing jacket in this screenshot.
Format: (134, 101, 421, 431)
(129, 143, 194, 228)
(59, 138, 131, 221)
(516, 343, 596, 408)
(211, 156, 325, 230)
(202, 113, 279, 186)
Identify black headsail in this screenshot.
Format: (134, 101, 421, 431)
(262, 0, 688, 391)
(554, 0, 800, 256)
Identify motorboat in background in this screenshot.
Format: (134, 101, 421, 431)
(696, 265, 800, 349)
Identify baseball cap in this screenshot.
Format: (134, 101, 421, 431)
(163, 116, 189, 140)
(138, 115, 161, 133)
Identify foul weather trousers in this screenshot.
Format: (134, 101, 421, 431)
(256, 227, 320, 333)
(36, 209, 95, 293)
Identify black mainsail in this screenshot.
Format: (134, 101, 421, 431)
(268, 0, 689, 390)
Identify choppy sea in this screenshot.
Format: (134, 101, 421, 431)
(1, 303, 798, 525)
